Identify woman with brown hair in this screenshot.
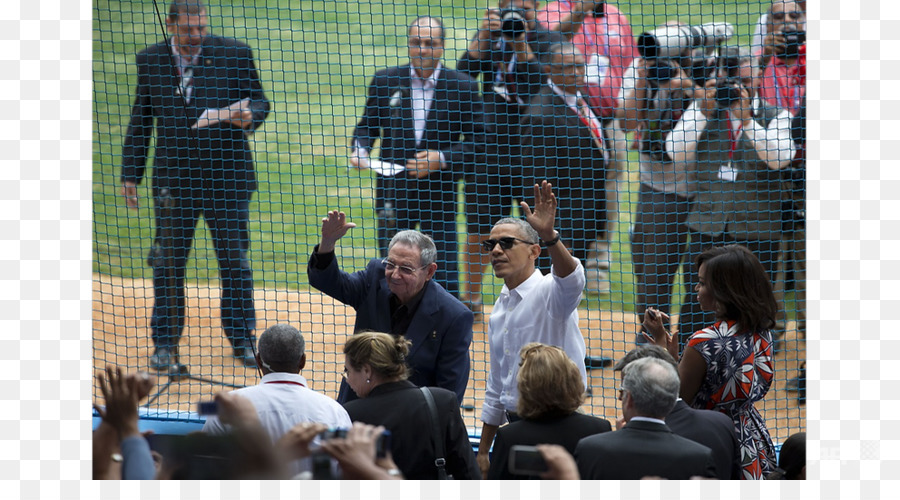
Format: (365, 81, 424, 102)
(645, 244, 777, 479)
(340, 332, 479, 479)
(487, 342, 611, 479)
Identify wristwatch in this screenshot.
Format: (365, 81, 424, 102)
(541, 231, 561, 248)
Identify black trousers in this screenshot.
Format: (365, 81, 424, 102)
(376, 173, 460, 297)
(630, 184, 693, 337)
(150, 192, 255, 349)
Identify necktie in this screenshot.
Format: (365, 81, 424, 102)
(576, 98, 608, 161)
(180, 65, 194, 104)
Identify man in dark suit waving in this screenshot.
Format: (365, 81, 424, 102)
(307, 210, 473, 405)
(575, 357, 717, 480)
(120, 0, 270, 373)
(350, 16, 487, 297)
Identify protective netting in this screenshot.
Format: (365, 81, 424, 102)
(93, 0, 805, 444)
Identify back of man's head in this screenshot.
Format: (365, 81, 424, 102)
(621, 357, 680, 419)
(614, 345, 678, 372)
(257, 324, 306, 374)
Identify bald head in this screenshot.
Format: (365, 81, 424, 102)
(408, 16, 445, 77)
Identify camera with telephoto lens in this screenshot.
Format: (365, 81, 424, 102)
(637, 22, 733, 60)
(645, 59, 677, 84)
(779, 30, 806, 58)
(499, 7, 528, 39)
(715, 78, 743, 108)
(713, 46, 744, 108)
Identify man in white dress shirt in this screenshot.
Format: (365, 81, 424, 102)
(475, 180, 589, 477)
(202, 324, 351, 476)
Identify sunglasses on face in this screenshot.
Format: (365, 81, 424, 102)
(481, 236, 536, 252)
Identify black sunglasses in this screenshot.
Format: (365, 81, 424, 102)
(481, 237, 536, 252)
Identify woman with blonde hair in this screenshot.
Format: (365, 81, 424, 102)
(487, 342, 611, 479)
(341, 332, 479, 479)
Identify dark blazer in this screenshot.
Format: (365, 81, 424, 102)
(351, 65, 487, 179)
(518, 85, 607, 179)
(666, 399, 742, 480)
(488, 412, 611, 480)
(574, 419, 717, 480)
(307, 255, 473, 404)
(121, 35, 270, 199)
(343, 381, 480, 480)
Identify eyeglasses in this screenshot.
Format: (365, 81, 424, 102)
(382, 259, 428, 276)
(481, 237, 536, 253)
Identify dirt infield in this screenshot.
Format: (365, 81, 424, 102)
(93, 273, 806, 441)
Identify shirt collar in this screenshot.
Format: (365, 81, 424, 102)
(260, 372, 308, 386)
(410, 64, 442, 89)
(629, 416, 667, 426)
(548, 80, 582, 109)
(500, 268, 542, 299)
(389, 281, 428, 310)
(170, 38, 202, 63)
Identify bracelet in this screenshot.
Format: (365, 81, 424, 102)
(386, 468, 402, 477)
(541, 231, 561, 248)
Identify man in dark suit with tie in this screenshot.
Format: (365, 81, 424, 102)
(614, 345, 742, 479)
(518, 42, 608, 294)
(307, 210, 473, 405)
(575, 357, 717, 480)
(120, 0, 270, 373)
(350, 16, 487, 298)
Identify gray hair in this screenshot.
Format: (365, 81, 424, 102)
(388, 230, 437, 267)
(614, 345, 679, 372)
(621, 357, 680, 419)
(492, 218, 539, 244)
(257, 324, 306, 373)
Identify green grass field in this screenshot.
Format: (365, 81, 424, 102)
(93, 0, 771, 311)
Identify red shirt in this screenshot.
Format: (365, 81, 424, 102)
(538, 1, 638, 118)
(759, 44, 806, 115)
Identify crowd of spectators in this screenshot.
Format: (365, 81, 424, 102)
(105, 0, 807, 482)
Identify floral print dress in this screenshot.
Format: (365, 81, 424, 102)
(686, 320, 777, 480)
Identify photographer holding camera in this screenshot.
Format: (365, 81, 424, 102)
(758, 0, 806, 114)
(617, 20, 731, 342)
(666, 47, 796, 342)
(456, 0, 567, 314)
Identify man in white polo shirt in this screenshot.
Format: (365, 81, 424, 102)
(202, 324, 351, 476)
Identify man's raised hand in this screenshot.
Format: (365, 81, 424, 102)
(520, 180, 558, 242)
(318, 210, 357, 254)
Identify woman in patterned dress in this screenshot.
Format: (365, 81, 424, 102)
(644, 245, 777, 479)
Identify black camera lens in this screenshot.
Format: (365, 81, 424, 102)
(646, 61, 675, 83)
(780, 30, 805, 58)
(715, 78, 743, 108)
(500, 8, 527, 39)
